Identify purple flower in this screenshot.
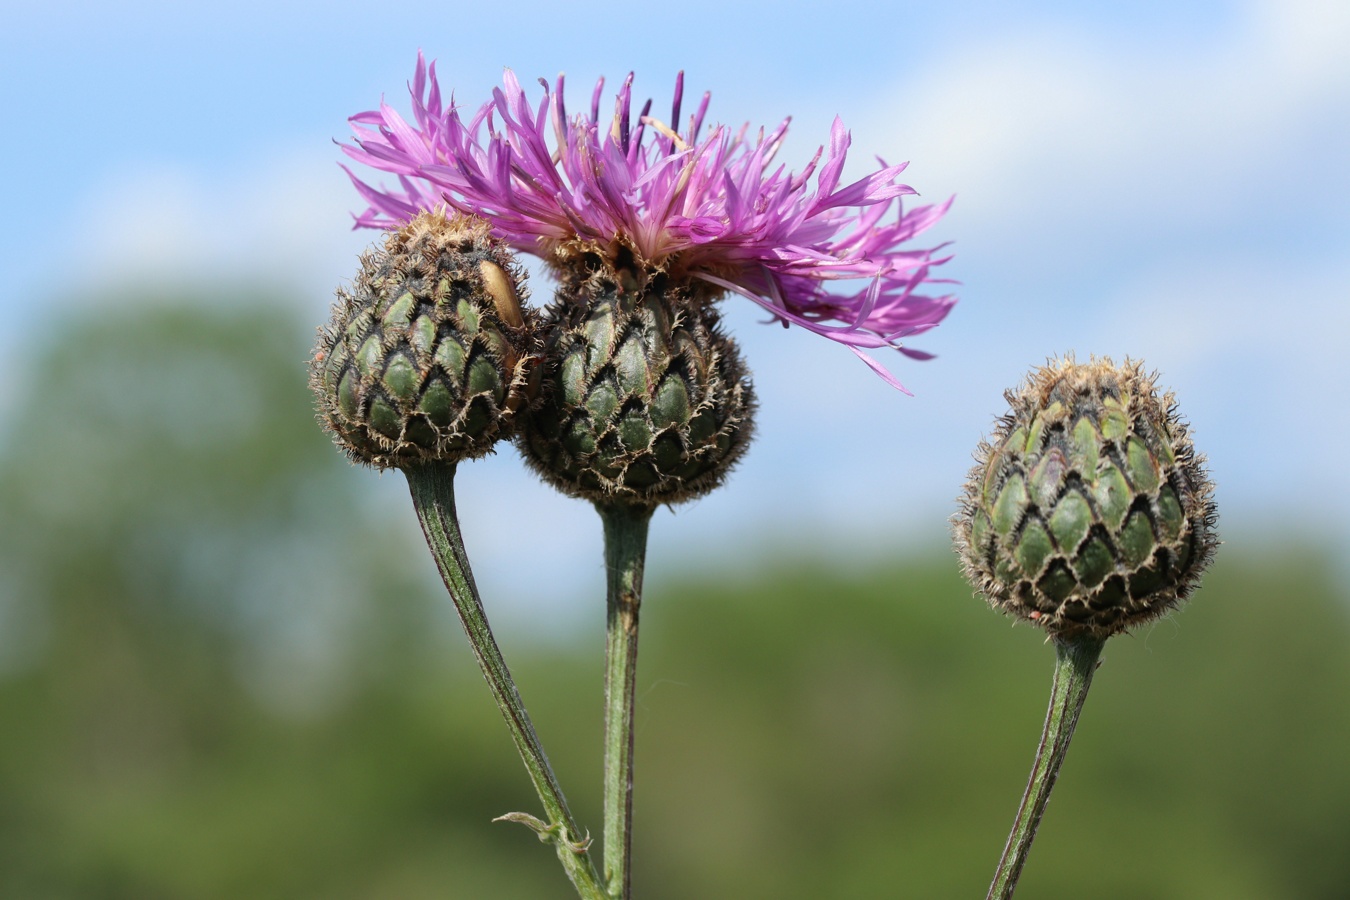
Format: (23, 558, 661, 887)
(342, 54, 956, 391)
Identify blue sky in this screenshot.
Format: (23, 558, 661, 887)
(3, 0, 1347, 621)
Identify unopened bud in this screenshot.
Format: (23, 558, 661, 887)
(310, 210, 539, 468)
(955, 356, 1217, 638)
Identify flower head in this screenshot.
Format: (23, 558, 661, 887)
(342, 54, 956, 390)
(954, 356, 1218, 639)
(309, 210, 540, 469)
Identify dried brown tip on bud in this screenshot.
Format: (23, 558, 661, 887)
(310, 210, 541, 469)
(954, 355, 1218, 640)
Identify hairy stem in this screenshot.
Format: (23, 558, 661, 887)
(406, 463, 606, 900)
(987, 634, 1106, 900)
(597, 501, 653, 900)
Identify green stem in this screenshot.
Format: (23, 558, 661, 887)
(596, 500, 653, 900)
(987, 634, 1106, 900)
(405, 463, 606, 900)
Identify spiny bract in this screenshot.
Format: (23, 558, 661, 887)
(520, 261, 755, 507)
(955, 357, 1217, 639)
(311, 210, 539, 469)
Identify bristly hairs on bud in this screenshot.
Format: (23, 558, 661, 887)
(955, 354, 1218, 640)
(519, 249, 756, 509)
(310, 210, 541, 470)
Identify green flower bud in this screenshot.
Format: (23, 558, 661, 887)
(955, 356, 1217, 639)
(310, 211, 540, 469)
(520, 262, 755, 507)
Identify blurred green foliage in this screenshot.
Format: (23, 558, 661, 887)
(1, 300, 1347, 898)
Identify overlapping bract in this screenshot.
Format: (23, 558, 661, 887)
(521, 268, 755, 506)
(955, 358, 1218, 639)
(342, 54, 956, 389)
(311, 212, 538, 469)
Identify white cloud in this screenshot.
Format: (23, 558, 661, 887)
(857, 0, 1350, 259)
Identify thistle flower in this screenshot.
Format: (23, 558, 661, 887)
(340, 53, 955, 391)
(336, 61, 958, 896)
